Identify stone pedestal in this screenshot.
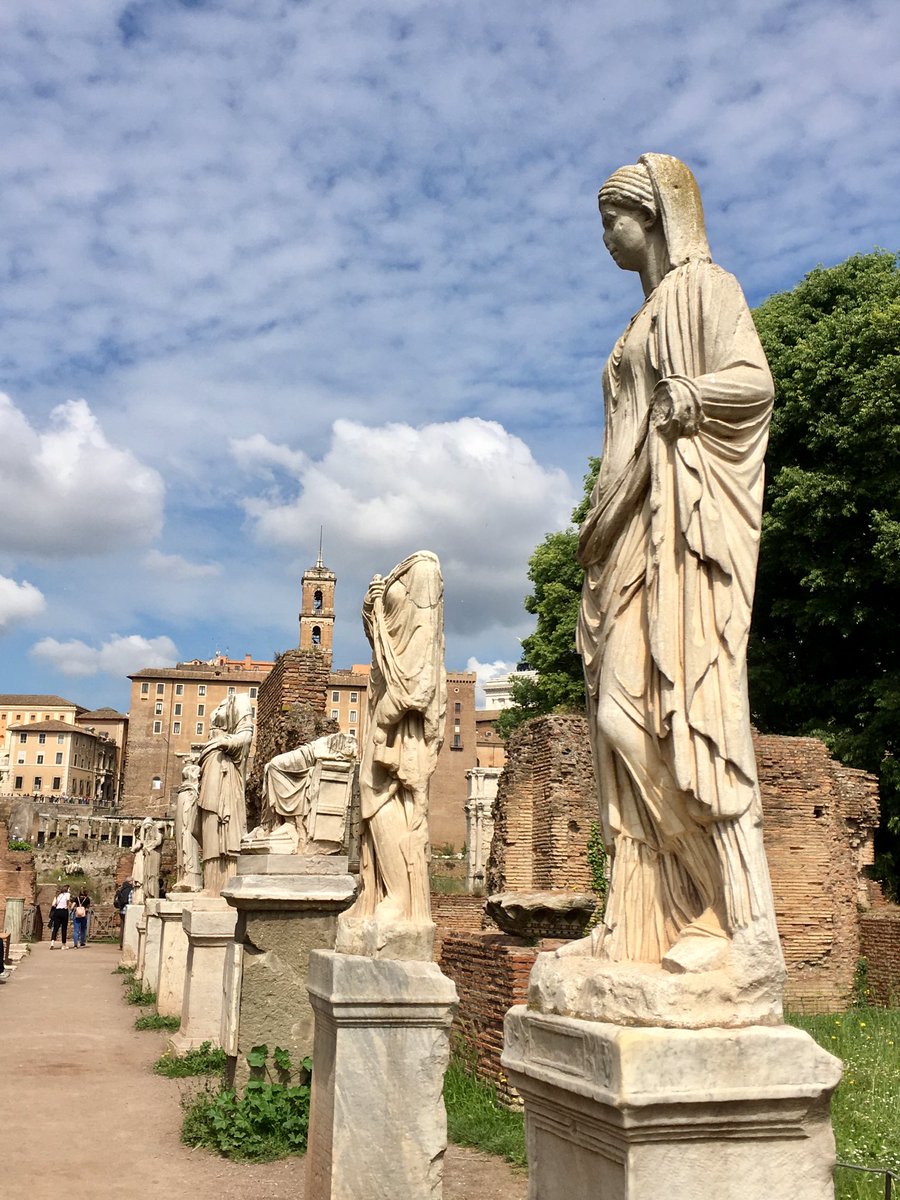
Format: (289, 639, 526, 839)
(502, 1007, 842, 1200)
(169, 900, 237, 1054)
(221, 854, 357, 1090)
(156, 895, 201, 1018)
(135, 907, 148, 977)
(121, 903, 143, 966)
(4, 897, 25, 943)
(141, 899, 162, 993)
(306, 950, 458, 1200)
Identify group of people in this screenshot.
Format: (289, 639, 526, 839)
(48, 885, 92, 949)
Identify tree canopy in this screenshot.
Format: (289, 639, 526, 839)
(503, 250, 900, 882)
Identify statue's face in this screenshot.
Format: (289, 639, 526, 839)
(600, 202, 654, 273)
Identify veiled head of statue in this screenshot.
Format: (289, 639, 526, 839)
(599, 154, 711, 270)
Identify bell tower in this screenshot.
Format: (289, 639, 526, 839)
(299, 531, 336, 653)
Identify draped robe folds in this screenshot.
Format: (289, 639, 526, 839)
(578, 256, 781, 964)
(197, 703, 253, 882)
(350, 552, 446, 925)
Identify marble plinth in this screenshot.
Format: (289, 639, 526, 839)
(121, 903, 143, 966)
(306, 950, 458, 1200)
(4, 897, 25, 943)
(141, 899, 162, 993)
(155, 895, 202, 1018)
(168, 899, 237, 1055)
(502, 1007, 842, 1200)
(135, 907, 148, 977)
(221, 854, 357, 1090)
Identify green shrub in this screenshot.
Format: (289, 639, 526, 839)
(181, 1045, 311, 1162)
(155, 1042, 226, 1077)
(443, 1057, 526, 1168)
(135, 1013, 180, 1032)
(7, 839, 32, 851)
(124, 979, 156, 1006)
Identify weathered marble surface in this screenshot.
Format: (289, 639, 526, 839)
(169, 899, 237, 1054)
(172, 749, 202, 893)
(132, 817, 164, 902)
(486, 891, 597, 939)
(198, 693, 254, 895)
(155, 895, 201, 1018)
(306, 950, 458, 1200)
(503, 1007, 841, 1200)
(141, 899, 162, 992)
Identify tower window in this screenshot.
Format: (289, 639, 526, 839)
(314, 589, 323, 611)
(312, 626, 321, 646)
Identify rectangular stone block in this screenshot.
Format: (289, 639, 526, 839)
(502, 1007, 842, 1200)
(141, 901, 162, 992)
(306, 950, 458, 1200)
(155, 896, 200, 1018)
(169, 902, 237, 1055)
(121, 903, 143, 966)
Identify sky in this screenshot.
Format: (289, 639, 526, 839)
(0, 0, 898, 713)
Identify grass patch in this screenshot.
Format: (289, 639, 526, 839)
(444, 1057, 526, 1168)
(113, 964, 135, 976)
(181, 1045, 311, 1162)
(155, 1041, 226, 1077)
(124, 979, 157, 1006)
(135, 1013, 181, 1032)
(790, 1007, 900, 1198)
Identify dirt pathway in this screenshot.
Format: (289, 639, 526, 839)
(0, 941, 526, 1200)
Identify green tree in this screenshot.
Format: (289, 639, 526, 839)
(748, 250, 900, 881)
(496, 459, 598, 739)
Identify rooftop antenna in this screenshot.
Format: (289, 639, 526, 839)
(316, 525, 324, 568)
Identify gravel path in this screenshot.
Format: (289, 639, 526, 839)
(0, 941, 527, 1200)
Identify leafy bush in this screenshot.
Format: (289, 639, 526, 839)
(135, 1013, 181, 1032)
(155, 1041, 226, 1077)
(7, 839, 32, 851)
(181, 1045, 311, 1162)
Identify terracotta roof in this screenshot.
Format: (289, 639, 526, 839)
(78, 707, 128, 720)
(0, 694, 84, 708)
(129, 666, 271, 682)
(8, 719, 103, 736)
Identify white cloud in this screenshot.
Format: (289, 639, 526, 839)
(467, 657, 520, 707)
(143, 550, 222, 580)
(0, 576, 46, 632)
(241, 416, 575, 636)
(0, 396, 163, 557)
(230, 433, 308, 478)
(30, 633, 179, 679)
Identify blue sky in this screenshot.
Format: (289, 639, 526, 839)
(0, 0, 898, 712)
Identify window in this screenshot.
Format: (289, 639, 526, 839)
(350, 692, 358, 703)
(314, 588, 323, 611)
(175, 683, 184, 696)
(18, 733, 26, 744)
(349, 710, 357, 723)
(52, 776, 61, 790)
(151, 776, 162, 790)
(249, 687, 257, 699)
(196, 722, 204, 735)
(174, 703, 182, 716)
(33, 776, 42, 790)
(14, 776, 22, 789)
(198, 684, 207, 696)
(38, 732, 46, 744)
(228, 686, 235, 696)
(331, 709, 339, 720)
(56, 753, 63, 765)
(15, 713, 21, 721)
(155, 701, 163, 715)
(36, 754, 44, 765)
(140, 682, 149, 696)
(16, 753, 24, 765)
(173, 721, 181, 735)
(452, 734, 461, 749)
(197, 703, 205, 716)
(312, 625, 321, 646)
(156, 682, 165, 695)
(454, 702, 461, 714)
(332, 691, 340, 703)
(57, 734, 65, 743)
(153, 721, 162, 734)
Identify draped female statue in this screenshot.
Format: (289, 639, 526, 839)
(575, 154, 783, 987)
(198, 692, 254, 894)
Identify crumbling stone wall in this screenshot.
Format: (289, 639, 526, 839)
(860, 911, 900, 1005)
(486, 715, 879, 1011)
(430, 892, 490, 960)
(0, 819, 37, 934)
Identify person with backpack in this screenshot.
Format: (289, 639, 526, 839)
(114, 879, 133, 949)
(71, 889, 91, 947)
(49, 885, 71, 949)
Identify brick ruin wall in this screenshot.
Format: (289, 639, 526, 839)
(430, 892, 491, 960)
(860, 912, 900, 1005)
(0, 819, 37, 936)
(480, 717, 879, 1010)
(246, 648, 337, 827)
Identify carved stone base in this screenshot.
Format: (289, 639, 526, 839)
(168, 899, 237, 1055)
(306, 950, 458, 1200)
(530, 943, 783, 1030)
(221, 854, 357, 1090)
(120, 903, 143, 967)
(502, 1007, 841, 1200)
(334, 915, 435, 962)
(140, 899, 163, 992)
(155, 895, 202, 1017)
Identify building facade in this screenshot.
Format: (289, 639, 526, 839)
(6, 719, 119, 804)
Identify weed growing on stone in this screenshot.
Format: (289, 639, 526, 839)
(444, 1057, 526, 1169)
(125, 979, 157, 1006)
(155, 1042, 226, 1077)
(135, 1013, 181, 1032)
(790, 1007, 900, 1198)
(181, 1045, 312, 1162)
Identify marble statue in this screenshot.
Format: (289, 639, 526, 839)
(132, 816, 164, 901)
(244, 732, 358, 854)
(540, 154, 784, 1026)
(198, 693, 254, 894)
(172, 749, 202, 892)
(337, 551, 446, 959)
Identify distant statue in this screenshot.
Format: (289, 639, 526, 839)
(132, 817, 164, 901)
(337, 551, 446, 959)
(571, 154, 783, 990)
(172, 750, 202, 892)
(198, 693, 254, 894)
(245, 732, 357, 854)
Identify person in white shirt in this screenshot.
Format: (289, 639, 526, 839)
(49, 886, 71, 949)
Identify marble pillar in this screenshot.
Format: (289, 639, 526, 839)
(155, 895, 201, 1018)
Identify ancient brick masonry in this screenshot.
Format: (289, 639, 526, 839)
(860, 911, 900, 1005)
(430, 892, 488, 960)
(0, 819, 37, 935)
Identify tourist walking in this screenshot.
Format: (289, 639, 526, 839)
(49, 886, 71, 948)
(71, 889, 91, 947)
(114, 878, 133, 949)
